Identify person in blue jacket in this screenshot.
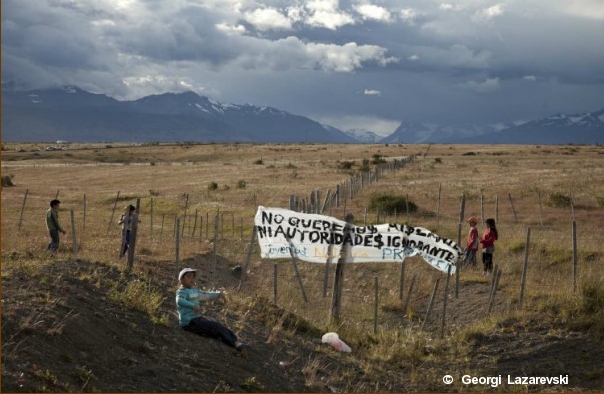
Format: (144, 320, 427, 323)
(176, 267, 247, 351)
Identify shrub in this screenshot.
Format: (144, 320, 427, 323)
(360, 158, 371, 172)
(1, 174, 15, 187)
(253, 158, 264, 165)
(548, 192, 572, 208)
(371, 154, 386, 164)
(369, 194, 418, 215)
(596, 196, 604, 208)
(236, 180, 246, 189)
(338, 160, 355, 170)
(208, 181, 218, 191)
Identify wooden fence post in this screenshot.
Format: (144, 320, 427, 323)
(481, 193, 485, 223)
(212, 214, 218, 286)
(487, 269, 502, 316)
(537, 190, 543, 226)
(374, 277, 379, 334)
(70, 209, 78, 254)
(572, 221, 577, 293)
(83, 194, 87, 230)
(192, 209, 198, 238)
(402, 273, 416, 317)
(285, 236, 309, 303)
(181, 193, 189, 237)
(330, 213, 353, 325)
(150, 198, 154, 240)
(237, 226, 257, 291)
(422, 278, 440, 330)
(487, 264, 499, 308)
(436, 183, 442, 226)
(323, 232, 334, 297)
(18, 189, 29, 231)
(508, 193, 518, 223)
(175, 217, 181, 265)
(399, 261, 405, 300)
(441, 265, 452, 339)
(519, 227, 530, 307)
(273, 264, 278, 305)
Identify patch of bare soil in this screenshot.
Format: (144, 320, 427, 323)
(2, 257, 603, 392)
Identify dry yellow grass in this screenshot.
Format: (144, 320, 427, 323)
(2, 144, 604, 292)
(2, 142, 604, 391)
(3, 142, 603, 326)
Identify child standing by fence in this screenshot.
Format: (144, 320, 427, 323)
(480, 218, 498, 276)
(464, 216, 479, 268)
(46, 199, 66, 253)
(118, 205, 136, 257)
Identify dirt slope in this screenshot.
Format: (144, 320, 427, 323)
(2, 256, 603, 392)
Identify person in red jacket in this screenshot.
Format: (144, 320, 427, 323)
(480, 218, 498, 276)
(463, 217, 479, 268)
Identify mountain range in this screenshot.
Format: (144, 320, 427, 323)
(2, 84, 603, 144)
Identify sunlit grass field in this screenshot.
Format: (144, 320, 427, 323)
(2, 142, 604, 390)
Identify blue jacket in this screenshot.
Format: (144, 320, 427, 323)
(175, 287, 221, 326)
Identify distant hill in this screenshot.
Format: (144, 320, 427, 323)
(2, 84, 602, 144)
(1, 86, 357, 144)
(380, 110, 604, 145)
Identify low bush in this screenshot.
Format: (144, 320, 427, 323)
(548, 192, 572, 208)
(369, 193, 418, 215)
(1, 174, 15, 187)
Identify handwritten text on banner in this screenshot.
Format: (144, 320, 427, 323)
(254, 206, 462, 274)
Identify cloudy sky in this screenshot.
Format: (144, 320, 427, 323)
(3, 0, 604, 135)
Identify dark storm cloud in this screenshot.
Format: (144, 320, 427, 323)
(2, 0, 604, 134)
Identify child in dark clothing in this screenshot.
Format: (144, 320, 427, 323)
(118, 205, 136, 257)
(46, 199, 66, 252)
(480, 218, 498, 276)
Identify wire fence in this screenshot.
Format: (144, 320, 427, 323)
(2, 155, 603, 337)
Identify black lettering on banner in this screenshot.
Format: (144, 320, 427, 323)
(261, 211, 273, 225)
(289, 216, 300, 227)
(300, 219, 312, 228)
(374, 234, 384, 249)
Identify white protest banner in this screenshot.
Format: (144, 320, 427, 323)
(254, 206, 462, 274)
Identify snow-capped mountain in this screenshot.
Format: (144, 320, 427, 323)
(466, 109, 604, 144)
(1, 86, 357, 143)
(2, 83, 602, 144)
(344, 128, 382, 143)
(380, 109, 604, 145)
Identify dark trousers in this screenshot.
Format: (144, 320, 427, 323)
(121, 230, 131, 256)
(482, 252, 493, 272)
(184, 316, 238, 347)
(48, 229, 60, 252)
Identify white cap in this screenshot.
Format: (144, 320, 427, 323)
(178, 267, 199, 281)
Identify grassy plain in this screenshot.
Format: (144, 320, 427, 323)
(2, 142, 604, 392)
